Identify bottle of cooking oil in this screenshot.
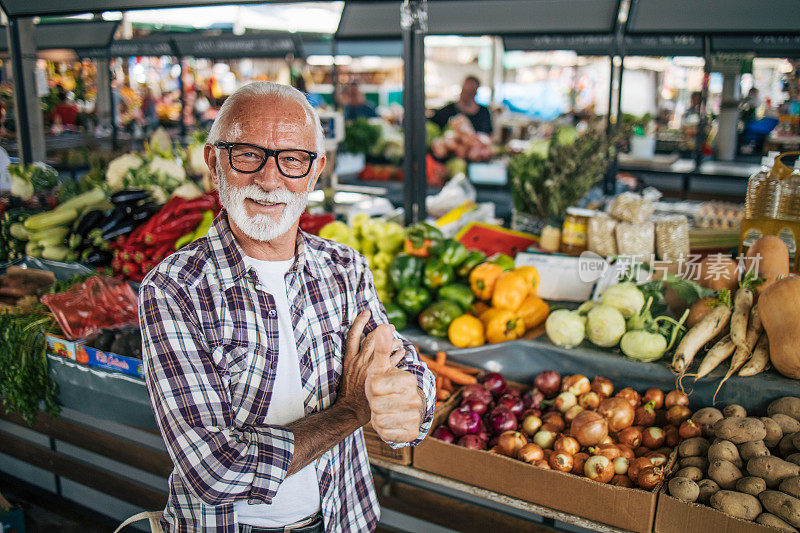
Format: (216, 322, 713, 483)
(745, 151, 781, 219)
(777, 155, 800, 221)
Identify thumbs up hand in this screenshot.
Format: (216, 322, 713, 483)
(364, 325, 425, 444)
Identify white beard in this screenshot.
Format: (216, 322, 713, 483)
(217, 162, 310, 242)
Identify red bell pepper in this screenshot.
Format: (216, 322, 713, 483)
(143, 212, 203, 245)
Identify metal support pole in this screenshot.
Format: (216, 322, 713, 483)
(109, 59, 118, 151)
(331, 39, 339, 109)
(7, 17, 45, 163)
(401, 0, 428, 225)
(689, 36, 712, 198)
(178, 56, 186, 139)
(605, 55, 614, 137)
(616, 56, 625, 126)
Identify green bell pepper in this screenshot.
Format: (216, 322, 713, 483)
(431, 238, 468, 266)
(456, 250, 487, 279)
(406, 222, 444, 251)
(423, 258, 454, 290)
(437, 283, 475, 311)
(389, 254, 425, 288)
(489, 252, 516, 272)
(418, 300, 463, 337)
(383, 303, 407, 331)
(396, 286, 432, 316)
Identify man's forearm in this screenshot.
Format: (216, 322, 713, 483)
(284, 401, 364, 476)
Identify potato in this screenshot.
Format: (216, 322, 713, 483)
(756, 513, 799, 532)
(714, 417, 767, 444)
(724, 405, 748, 418)
(736, 476, 767, 496)
(748, 456, 800, 488)
(698, 479, 721, 504)
(774, 415, 800, 435)
(669, 477, 700, 502)
(740, 441, 771, 462)
(763, 417, 786, 448)
(693, 407, 724, 438)
(709, 440, 744, 468)
(788, 454, 800, 467)
(679, 437, 710, 457)
(711, 490, 762, 520)
(681, 456, 710, 472)
(781, 434, 799, 458)
(760, 491, 800, 527)
(792, 432, 800, 452)
(769, 398, 800, 422)
(709, 459, 744, 490)
(675, 466, 704, 482)
(780, 477, 800, 499)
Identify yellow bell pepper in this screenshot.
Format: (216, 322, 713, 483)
(448, 314, 485, 348)
(514, 266, 541, 296)
(469, 262, 504, 301)
(491, 272, 530, 311)
(518, 295, 550, 330)
(484, 309, 526, 344)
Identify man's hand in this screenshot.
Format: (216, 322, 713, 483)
(364, 326, 424, 444)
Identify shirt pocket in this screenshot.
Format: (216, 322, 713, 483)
(314, 330, 344, 409)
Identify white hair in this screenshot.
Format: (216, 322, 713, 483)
(207, 81, 324, 154)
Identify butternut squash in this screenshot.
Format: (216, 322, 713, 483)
(746, 236, 790, 294)
(759, 276, 800, 379)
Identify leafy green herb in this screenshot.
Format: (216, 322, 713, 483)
(342, 118, 382, 155)
(49, 269, 111, 295)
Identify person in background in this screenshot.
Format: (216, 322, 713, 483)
(342, 82, 378, 121)
(193, 88, 212, 128)
(431, 75, 493, 134)
(682, 91, 703, 124)
(140, 86, 159, 134)
(52, 85, 79, 130)
(740, 87, 761, 124)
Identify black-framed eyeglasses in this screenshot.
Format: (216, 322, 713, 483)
(215, 141, 318, 178)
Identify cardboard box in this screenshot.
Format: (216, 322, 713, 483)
(654, 492, 774, 533)
(46, 334, 144, 379)
(414, 390, 661, 533)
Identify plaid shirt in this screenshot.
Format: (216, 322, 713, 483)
(139, 214, 436, 532)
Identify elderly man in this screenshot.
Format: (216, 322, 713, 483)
(139, 81, 436, 533)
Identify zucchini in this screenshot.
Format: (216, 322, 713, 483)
(9, 223, 30, 240)
(41, 245, 70, 262)
(23, 207, 78, 231)
(57, 187, 106, 212)
(25, 241, 42, 257)
(36, 234, 68, 248)
(28, 225, 69, 243)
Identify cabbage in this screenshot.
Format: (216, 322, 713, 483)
(601, 282, 645, 319)
(545, 309, 586, 349)
(620, 330, 668, 362)
(586, 304, 626, 348)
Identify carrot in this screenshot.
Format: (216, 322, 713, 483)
(437, 388, 451, 401)
(730, 288, 754, 352)
(672, 303, 732, 375)
(420, 355, 477, 385)
(714, 306, 763, 401)
(436, 375, 444, 390)
(443, 377, 454, 392)
(453, 365, 480, 375)
(739, 334, 770, 376)
(694, 335, 736, 381)
(436, 351, 447, 365)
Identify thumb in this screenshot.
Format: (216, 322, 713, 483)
(366, 324, 395, 375)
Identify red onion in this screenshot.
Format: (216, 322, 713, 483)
(570, 411, 609, 447)
(481, 372, 507, 397)
(432, 426, 455, 443)
(457, 434, 487, 450)
(534, 370, 561, 399)
(598, 397, 636, 432)
(505, 386, 522, 397)
(448, 406, 481, 436)
(462, 383, 493, 405)
(497, 393, 525, 419)
(461, 397, 490, 416)
(522, 388, 545, 410)
(488, 407, 518, 435)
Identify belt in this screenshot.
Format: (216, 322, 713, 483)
(239, 512, 323, 533)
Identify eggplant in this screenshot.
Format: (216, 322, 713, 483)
(83, 249, 112, 267)
(99, 208, 127, 234)
(102, 223, 136, 241)
(74, 209, 106, 237)
(111, 189, 150, 205)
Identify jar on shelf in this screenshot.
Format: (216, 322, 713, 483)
(560, 207, 594, 256)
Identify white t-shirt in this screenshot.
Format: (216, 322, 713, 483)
(234, 256, 321, 527)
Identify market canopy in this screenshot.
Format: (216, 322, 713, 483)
(626, 0, 800, 34)
(0, 20, 118, 52)
(302, 38, 403, 57)
(171, 32, 300, 58)
(712, 35, 800, 58)
(502, 34, 705, 57)
(0, 0, 296, 18)
(77, 35, 178, 59)
(336, 0, 620, 39)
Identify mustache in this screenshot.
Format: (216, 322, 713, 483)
(227, 184, 300, 204)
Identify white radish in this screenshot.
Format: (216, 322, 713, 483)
(695, 335, 736, 380)
(672, 304, 732, 375)
(730, 288, 754, 352)
(714, 306, 763, 401)
(740, 334, 770, 377)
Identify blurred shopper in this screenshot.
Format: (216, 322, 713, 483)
(52, 85, 79, 130)
(141, 86, 159, 133)
(342, 82, 378, 121)
(683, 91, 703, 124)
(431, 75, 493, 134)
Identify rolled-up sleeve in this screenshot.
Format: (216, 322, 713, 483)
(140, 275, 293, 506)
(353, 255, 436, 448)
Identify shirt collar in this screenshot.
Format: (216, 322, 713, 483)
(207, 211, 322, 288)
